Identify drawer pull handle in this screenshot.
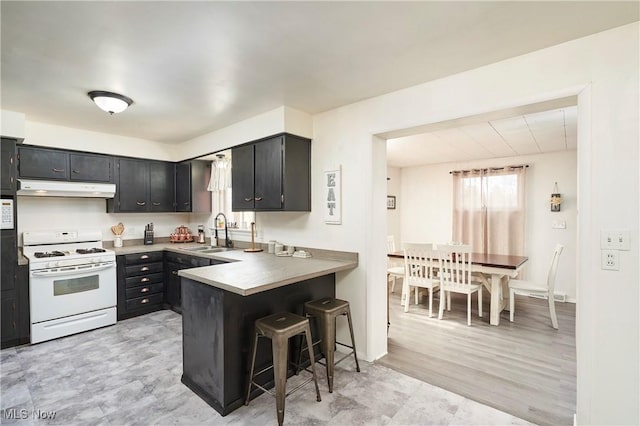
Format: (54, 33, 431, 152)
(255, 197, 263, 201)
(52, 168, 65, 173)
(141, 287, 149, 293)
(244, 197, 253, 202)
(141, 298, 149, 304)
(72, 169, 80, 174)
(136, 201, 146, 206)
(141, 278, 150, 283)
(140, 266, 150, 271)
(140, 255, 149, 259)
(152, 202, 161, 206)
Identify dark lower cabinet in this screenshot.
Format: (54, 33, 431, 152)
(164, 251, 225, 313)
(116, 251, 165, 320)
(1, 263, 29, 349)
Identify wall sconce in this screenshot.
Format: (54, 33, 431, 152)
(550, 182, 562, 212)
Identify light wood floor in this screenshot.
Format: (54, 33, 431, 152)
(377, 287, 576, 426)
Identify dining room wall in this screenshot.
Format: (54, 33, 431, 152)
(386, 166, 402, 244)
(396, 150, 578, 301)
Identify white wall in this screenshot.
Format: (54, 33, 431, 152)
(398, 150, 577, 300)
(1, 110, 26, 140)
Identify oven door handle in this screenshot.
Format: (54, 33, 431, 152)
(31, 262, 115, 277)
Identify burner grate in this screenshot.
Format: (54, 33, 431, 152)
(76, 248, 107, 255)
(33, 251, 67, 258)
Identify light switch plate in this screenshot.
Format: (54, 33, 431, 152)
(600, 229, 630, 250)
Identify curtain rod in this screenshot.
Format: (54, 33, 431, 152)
(449, 164, 529, 174)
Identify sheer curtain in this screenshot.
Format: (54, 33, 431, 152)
(452, 167, 526, 256)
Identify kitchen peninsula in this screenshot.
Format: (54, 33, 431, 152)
(177, 248, 358, 416)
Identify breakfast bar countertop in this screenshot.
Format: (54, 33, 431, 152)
(177, 249, 358, 296)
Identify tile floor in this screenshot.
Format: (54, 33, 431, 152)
(1, 310, 532, 425)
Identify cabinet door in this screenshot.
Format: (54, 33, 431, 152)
(1, 233, 17, 292)
(254, 136, 283, 210)
(149, 161, 175, 212)
(231, 144, 255, 211)
(1, 296, 18, 343)
(69, 153, 112, 182)
(117, 159, 148, 212)
(175, 162, 191, 212)
(1, 139, 16, 193)
(18, 146, 69, 180)
(165, 262, 182, 308)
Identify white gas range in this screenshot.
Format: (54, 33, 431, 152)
(22, 230, 117, 344)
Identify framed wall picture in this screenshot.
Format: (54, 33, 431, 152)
(387, 195, 396, 209)
(324, 168, 342, 224)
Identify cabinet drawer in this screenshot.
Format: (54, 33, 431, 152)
(125, 272, 163, 288)
(125, 293, 163, 311)
(124, 251, 163, 265)
(125, 282, 164, 300)
(125, 262, 163, 276)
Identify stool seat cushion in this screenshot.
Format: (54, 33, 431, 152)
(255, 312, 309, 337)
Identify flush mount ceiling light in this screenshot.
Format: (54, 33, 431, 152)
(87, 90, 133, 114)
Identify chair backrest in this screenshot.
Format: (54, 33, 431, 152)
(403, 243, 438, 286)
(387, 235, 396, 254)
(437, 244, 473, 289)
(546, 244, 564, 293)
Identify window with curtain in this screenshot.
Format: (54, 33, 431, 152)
(452, 166, 526, 256)
(209, 154, 254, 230)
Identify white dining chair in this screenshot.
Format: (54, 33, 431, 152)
(403, 243, 440, 316)
(437, 244, 483, 326)
(387, 235, 405, 294)
(509, 244, 564, 329)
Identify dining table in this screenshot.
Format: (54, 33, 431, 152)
(388, 251, 528, 325)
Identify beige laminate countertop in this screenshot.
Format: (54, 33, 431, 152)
(112, 243, 358, 297)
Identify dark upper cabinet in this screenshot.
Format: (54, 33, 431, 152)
(110, 158, 176, 213)
(176, 160, 211, 213)
(18, 146, 69, 180)
(115, 158, 149, 212)
(18, 146, 112, 183)
(149, 161, 175, 212)
(69, 153, 112, 182)
(1, 139, 16, 194)
(232, 133, 310, 211)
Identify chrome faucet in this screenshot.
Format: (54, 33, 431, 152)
(214, 213, 232, 248)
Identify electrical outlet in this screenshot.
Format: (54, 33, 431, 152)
(600, 229, 630, 250)
(601, 250, 619, 271)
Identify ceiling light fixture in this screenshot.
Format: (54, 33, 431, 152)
(87, 90, 133, 114)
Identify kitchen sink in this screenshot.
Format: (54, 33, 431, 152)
(184, 246, 234, 253)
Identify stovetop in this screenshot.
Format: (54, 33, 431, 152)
(33, 248, 107, 258)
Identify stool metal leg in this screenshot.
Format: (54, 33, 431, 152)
(245, 331, 259, 405)
(345, 309, 361, 372)
(272, 334, 288, 426)
(304, 324, 322, 402)
(319, 312, 336, 393)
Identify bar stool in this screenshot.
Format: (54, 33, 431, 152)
(245, 312, 321, 426)
(302, 297, 360, 393)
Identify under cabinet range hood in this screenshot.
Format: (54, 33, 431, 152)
(17, 179, 116, 198)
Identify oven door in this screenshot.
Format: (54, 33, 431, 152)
(30, 261, 117, 323)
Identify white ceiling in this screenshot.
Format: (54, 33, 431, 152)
(1, 2, 637, 144)
(387, 105, 577, 168)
